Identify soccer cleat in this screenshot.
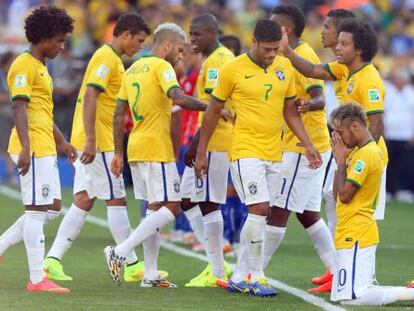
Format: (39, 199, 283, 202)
(216, 278, 229, 289)
(185, 264, 211, 286)
(27, 277, 70, 293)
(227, 279, 251, 294)
(311, 270, 332, 285)
(406, 280, 414, 288)
(308, 280, 332, 293)
(103, 246, 125, 285)
(224, 261, 233, 279)
(140, 277, 177, 288)
(249, 278, 278, 297)
(43, 257, 73, 281)
(124, 261, 169, 282)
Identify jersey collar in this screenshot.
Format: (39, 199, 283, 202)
(246, 52, 268, 73)
(347, 62, 370, 80)
(106, 43, 122, 60)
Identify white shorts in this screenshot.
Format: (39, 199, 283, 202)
(10, 154, 61, 206)
(181, 152, 229, 204)
(230, 158, 280, 206)
(322, 152, 336, 197)
(73, 151, 126, 200)
(331, 243, 377, 302)
(130, 161, 181, 204)
(374, 166, 387, 220)
(274, 151, 330, 213)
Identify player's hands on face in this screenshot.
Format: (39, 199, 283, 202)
(330, 131, 351, 164)
(194, 152, 208, 178)
(296, 98, 310, 113)
(80, 139, 96, 164)
(219, 109, 235, 123)
(304, 145, 322, 169)
(17, 146, 30, 176)
(278, 27, 290, 56)
(110, 154, 124, 178)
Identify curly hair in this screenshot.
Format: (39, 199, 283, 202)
(25, 6, 74, 44)
(338, 19, 378, 62)
(113, 13, 150, 37)
(271, 5, 305, 38)
(254, 20, 281, 42)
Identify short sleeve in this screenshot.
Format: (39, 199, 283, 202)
(346, 150, 371, 188)
(117, 74, 128, 103)
(357, 81, 385, 115)
(7, 63, 35, 101)
(155, 61, 180, 95)
(86, 53, 116, 91)
(285, 65, 297, 100)
(303, 74, 323, 94)
(323, 61, 346, 81)
(204, 59, 220, 93)
(211, 62, 234, 102)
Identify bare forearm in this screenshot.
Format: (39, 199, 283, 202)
(53, 123, 67, 146)
(284, 103, 313, 148)
(113, 102, 127, 155)
(83, 88, 99, 142)
(336, 163, 347, 194)
(197, 105, 221, 154)
(169, 88, 207, 111)
(12, 102, 30, 149)
(285, 49, 331, 80)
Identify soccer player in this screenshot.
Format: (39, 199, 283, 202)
(104, 23, 210, 288)
(180, 13, 234, 287)
(329, 102, 414, 306)
(0, 6, 74, 293)
(43, 13, 152, 283)
(262, 5, 336, 293)
(195, 20, 322, 297)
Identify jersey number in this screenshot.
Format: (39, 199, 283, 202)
(131, 82, 144, 121)
(264, 84, 273, 101)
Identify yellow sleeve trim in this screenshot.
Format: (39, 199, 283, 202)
(346, 178, 361, 188)
(322, 64, 337, 81)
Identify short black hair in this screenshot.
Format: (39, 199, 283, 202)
(327, 9, 355, 28)
(113, 13, 151, 37)
(271, 5, 305, 38)
(338, 19, 378, 62)
(191, 13, 219, 32)
(219, 35, 241, 56)
(25, 6, 74, 44)
(254, 20, 281, 42)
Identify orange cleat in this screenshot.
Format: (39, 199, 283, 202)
(311, 270, 332, 285)
(216, 279, 229, 289)
(308, 280, 332, 293)
(27, 277, 70, 293)
(406, 280, 414, 288)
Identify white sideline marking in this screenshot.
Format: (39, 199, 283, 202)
(0, 185, 345, 311)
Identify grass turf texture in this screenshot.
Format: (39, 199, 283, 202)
(0, 187, 413, 311)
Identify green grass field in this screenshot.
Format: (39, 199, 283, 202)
(0, 186, 413, 311)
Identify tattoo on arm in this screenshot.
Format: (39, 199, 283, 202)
(168, 88, 207, 111)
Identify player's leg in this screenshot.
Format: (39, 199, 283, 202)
(322, 153, 337, 237)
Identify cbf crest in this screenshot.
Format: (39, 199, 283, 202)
(248, 181, 258, 196)
(275, 68, 285, 81)
(347, 81, 354, 94)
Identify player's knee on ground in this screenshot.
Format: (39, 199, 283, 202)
(267, 206, 290, 226)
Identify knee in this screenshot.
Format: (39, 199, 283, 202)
(180, 198, 195, 212)
(74, 191, 95, 211)
(267, 207, 290, 227)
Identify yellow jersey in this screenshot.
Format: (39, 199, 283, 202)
(283, 42, 330, 154)
(212, 53, 297, 162)
(7, 51, 55, 157)
(324, 62, 388, 164)
(198, 45, 234, 152)
(117, 56, 180, 163)
(323, 61, 348, 104)
(71, 44, 125, 152)
(335, 140, 382, 249)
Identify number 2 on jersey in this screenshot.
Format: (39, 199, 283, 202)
(131, 82, 144, 121)
(264, 84, 273, 101)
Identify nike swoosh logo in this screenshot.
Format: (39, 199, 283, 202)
(196, 190, 203, 195)
(251, 240, 263, 244)
(337, 287, 346, 292)
(244, 75, 255, 79)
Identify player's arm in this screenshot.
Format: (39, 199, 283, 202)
(367, 113, 383, 143)
(331, 131, 357, 203)
(168, 87, 207, 111)
(81, 86, 102, 164)
(283, 97, 322, 168)
(53, 123, 77, 163)
(297, 87, 326, 113)
(111, 100, 128, 177)
(12, 98, 30, 175)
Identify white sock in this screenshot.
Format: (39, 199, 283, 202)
(107, 206, 138, 265)
(203, 210, 224, 278)
(305, 218, 336, 273)
(324, 191, 336, 238)
(231, 236, 249, 283)
(44, 210, 61, 224)
(263, 225, 286, 270)
(184, 205, 205, 247)
(23, 211, 46, 284)
(340, 287, 414, 306)
(47, 204, 87, 260)
(242, 213, 266, 283)
(115, 206, 175, 258)
(143, 210, 160, 280)
(0, 215, 25, 256)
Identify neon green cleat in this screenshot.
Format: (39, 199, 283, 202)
(124, 261, 169, 283)
(43, 257, 73, 281)
(185, 264, 211, 286)
(185, 262, 232, 287)
(224, 261, 233, 279)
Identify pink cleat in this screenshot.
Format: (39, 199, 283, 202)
(27, 277, 70, 293)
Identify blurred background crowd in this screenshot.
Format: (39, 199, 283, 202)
(0, 0, 414, 204)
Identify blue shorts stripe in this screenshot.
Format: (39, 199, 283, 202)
(237, 160, 246, 198)
(31, 153, 36, 205)
(161, 163, 168, 202)
(284, 154, 301, 209)
(101, 152, 114, 200)
(206, 152, 212, 202)
(322, 151, 334, 188)
(351, 242, 358, 299)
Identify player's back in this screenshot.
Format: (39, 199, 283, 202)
(118, 56, 180, 163)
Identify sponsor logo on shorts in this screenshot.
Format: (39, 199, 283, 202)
(41, 184, 51, 198)
(250, 239, 263, 244)
(173, 180, 180, 193)
(248, 181, 258, 196)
